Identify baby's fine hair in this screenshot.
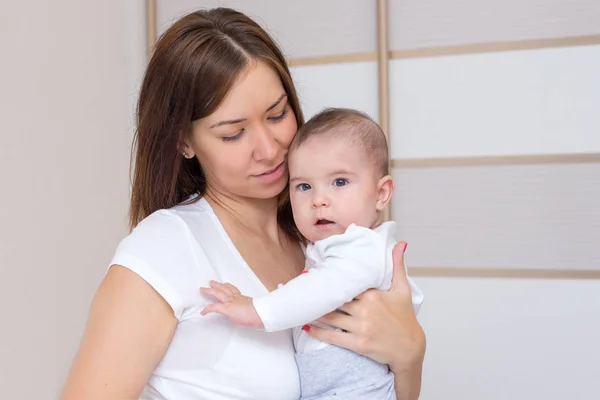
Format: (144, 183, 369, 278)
(290, 108, 389, 177)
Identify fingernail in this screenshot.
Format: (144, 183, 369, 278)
(403, 242, 408, 253)
(302, 325, 311, 332)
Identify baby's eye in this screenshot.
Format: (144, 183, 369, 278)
(297, 183, 312, 191)
(333, 178, 348, 187)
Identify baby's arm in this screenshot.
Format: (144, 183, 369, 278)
(258, 226, 386, 331)
(201, 227, 387, 331)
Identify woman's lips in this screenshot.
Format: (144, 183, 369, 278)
(253, 161, 285, 183)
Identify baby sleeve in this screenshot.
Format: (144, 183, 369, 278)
(253, 225, 387, 331)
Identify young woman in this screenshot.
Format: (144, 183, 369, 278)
(61, 8, 425, 400)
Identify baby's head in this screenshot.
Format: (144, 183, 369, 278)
(288, 108, 393, 243)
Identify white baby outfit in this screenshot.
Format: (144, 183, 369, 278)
(253, 222, 424, 399)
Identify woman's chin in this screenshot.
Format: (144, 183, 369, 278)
(254, 176, 289, 200)
(262, 182, 289, 200)
(238, 183, 286, 202)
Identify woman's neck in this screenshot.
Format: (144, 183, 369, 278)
(204, 187, 281, 241)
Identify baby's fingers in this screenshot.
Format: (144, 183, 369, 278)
(200, 303, 224, 316)
(223, 283, 241, 296)
(200, 285, 230, 303)
(209, 280, 242, 297)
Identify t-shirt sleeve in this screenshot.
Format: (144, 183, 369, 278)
(109, 210, 202, 320)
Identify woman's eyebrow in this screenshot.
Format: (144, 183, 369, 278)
(210, 118, 246, 129)
(209, 94, 287, 129)
(265, 93, 287, 112)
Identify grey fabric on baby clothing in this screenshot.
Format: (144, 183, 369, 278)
(295, 344, 396, 399)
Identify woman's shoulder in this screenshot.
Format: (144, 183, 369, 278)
(110, 196, 220, 319)
(128, 196, 213, 242)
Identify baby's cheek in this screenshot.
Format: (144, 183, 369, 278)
(290, 195, 304, 217)
(293, 209, 312, 233)
(349, 209, 376, 228)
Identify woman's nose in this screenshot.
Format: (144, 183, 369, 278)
(253, 125, 278, 161)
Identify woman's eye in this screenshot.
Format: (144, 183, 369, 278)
(297, 183, 311, 191)
(333, 178, 348, 187)
(268, 106, 288, 122)
(222, 129, 244, 142)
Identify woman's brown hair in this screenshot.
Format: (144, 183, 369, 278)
(130, 8, 304, 238)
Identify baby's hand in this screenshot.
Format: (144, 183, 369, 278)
(200, 280, 264, 329)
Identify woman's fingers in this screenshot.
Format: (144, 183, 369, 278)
(305, 325, 357, 350)
(318, 287, 422, 365)
(305, 325, 383, 360)
(335, 299, 360, 316)
(317, 310, 355, 333)
(317, 295, 377, 332)
(306, 241, 426, 373)
(389, 241, 410, 292)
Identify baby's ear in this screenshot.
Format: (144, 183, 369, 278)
(375, 175, 394, 211)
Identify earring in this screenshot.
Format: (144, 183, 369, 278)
(182, 151, 189, 159)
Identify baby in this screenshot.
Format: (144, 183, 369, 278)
(201, 108, 423, 399)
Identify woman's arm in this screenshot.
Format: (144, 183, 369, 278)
(60, 265, 177, 400)
(305, 242, 426, 400)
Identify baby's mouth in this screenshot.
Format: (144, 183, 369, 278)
(315, 218, 334, 226)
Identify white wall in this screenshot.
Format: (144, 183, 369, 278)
(414, 276, 600, 400)
(389, 45, 600, 159)
(0, 1, 146, 398)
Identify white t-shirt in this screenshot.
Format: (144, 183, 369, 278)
(252, 222, 424, 354)
(109, 196, 300, 400)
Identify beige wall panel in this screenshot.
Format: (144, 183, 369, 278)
(155, 0, 376, 59)
(391, 163, 600, 271)
(389, 0, 600, 50)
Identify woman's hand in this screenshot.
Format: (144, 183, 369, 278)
(305, 241, 425, 400)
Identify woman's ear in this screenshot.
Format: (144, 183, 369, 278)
(375, 175, 394, 211)
(179, 137, 195, 159)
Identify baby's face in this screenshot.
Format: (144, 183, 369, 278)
(288, 135, 382, 243)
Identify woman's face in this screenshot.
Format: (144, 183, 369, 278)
(185, 61, 297, 201)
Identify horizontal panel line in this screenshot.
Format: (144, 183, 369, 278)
(410, 267, 600, 280)
(288, 34, 600, 67)
(391, 35, 600, 60)
(390, 153, 600, 168)
(289, 52, 376, 67)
